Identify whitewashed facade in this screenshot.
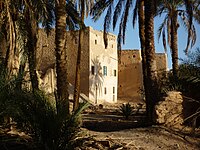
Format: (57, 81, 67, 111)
(88, 27, 118, 103)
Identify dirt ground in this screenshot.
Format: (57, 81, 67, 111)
(1, 101, 199, 150)
(84, 126, 200, 150)
(81, 102, 200, 150)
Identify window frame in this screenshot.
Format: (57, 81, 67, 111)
(103, 66, 107, 76)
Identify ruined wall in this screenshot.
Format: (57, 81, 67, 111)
(155, 91, 184, 129)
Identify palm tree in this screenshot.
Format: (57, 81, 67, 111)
(91, 0, 158, 123)
(0, 0, 55, 91)
(157, 0, 197, 78)
(55, 0, 69, 115)
(0, 0, 17, 78)
(133, 0, 148, 108)
(72, 0, 94, 111)
(144, 0, 158, 124)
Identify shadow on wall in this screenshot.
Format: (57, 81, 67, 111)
(89, 57, 104, 104)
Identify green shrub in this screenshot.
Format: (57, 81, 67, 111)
(118, 103, 133, 119)
(0, 67, 89, 149)
(15, 91, 89, 150)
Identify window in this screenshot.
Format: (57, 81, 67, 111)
(114, 70, 117, 76)
(95, 39, 97, 44)
(113, 87, 115, 94)
(103, 66, 107, 76)
(112, 44, 113, 48)
(104, 87, 107, 94)
(91, 66, 95, 75)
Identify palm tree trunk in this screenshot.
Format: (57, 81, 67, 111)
(170, 14, 179, 78)
(73, 29, 84, 111)
(16, 63, 26, 90)
(144, 0, 158, 124)
(25, 12, 39, 92)
(55, 0, 69, 115)
(138, 0, 148, 100)
(73, 0, 85, 111)
(4, 0, 16, 78)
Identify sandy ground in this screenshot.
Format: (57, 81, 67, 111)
(85, 126, 200, 150)
(81, 101, 200, 150)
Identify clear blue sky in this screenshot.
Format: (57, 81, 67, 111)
(85, 13, 200, 69)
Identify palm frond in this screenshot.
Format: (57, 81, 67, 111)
(66, 1, 85, 30)
(103, 4, 113, 48)
(39, 0, 55, 34)
(121, 0, 132, 44)
(113, 0, 125, 30)
(157, 15, 168, 52)
(132, 0, 138, 28)
(90, 0, 114, 22)
(71, 102, 89, 121)
(157, 15, 167, 41)
(184, 0, 193, 30)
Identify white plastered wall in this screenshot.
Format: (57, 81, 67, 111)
(88, 27, 118, 104)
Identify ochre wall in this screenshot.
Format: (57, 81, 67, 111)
(118, 50, 143, 101)
(65, 29, 90, 97)
(118, 50, 167, 102)
(36, 29, 90, 96)
(156, 53, 168, 76)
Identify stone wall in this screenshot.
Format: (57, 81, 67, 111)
(155, 91, 184, 128)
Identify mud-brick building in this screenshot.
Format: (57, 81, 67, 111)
(118, 50, 167, 102)
(66, 26, 118, 104)
(37, 27, 118, 104)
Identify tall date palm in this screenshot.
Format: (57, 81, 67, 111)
(55, 0, 69, 115)
(157, 0, 198, 78)
(144, 0, 159, 124)
(91, 0, 158, 123)
(72, 0, 94, 111)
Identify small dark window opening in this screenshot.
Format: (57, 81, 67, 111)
(91, 66, 95, 75)
(104, 87, 107, 94)
(112, 44, 113, 48)
(113, 87, 115, 94)
(114, 70, 117, 76)
(133, 55, 136, 58)
(95, 39, 97, 44)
